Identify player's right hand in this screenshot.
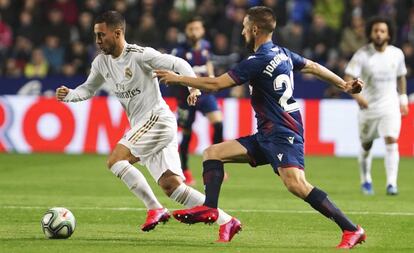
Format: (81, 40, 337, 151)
(56, 85, 69, 101)
(187, 88, 201, 106)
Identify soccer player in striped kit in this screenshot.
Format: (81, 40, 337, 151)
(56, 11, 240, 242)
(156, 6, 366, 249)
(171, 16, 224, 185)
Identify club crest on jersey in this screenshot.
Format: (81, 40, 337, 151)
(125, 67, 133, 80)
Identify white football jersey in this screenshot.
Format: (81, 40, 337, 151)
(63, 43, 196, 125)
(345, 43, 407, 117)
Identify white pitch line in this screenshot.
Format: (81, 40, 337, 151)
(1, 205, 414, 216)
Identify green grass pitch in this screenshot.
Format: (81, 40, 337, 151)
(1, 153, 413, 253)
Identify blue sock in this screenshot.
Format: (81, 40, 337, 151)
(179, 132, 191, 171)
(202, 159, 224, 208)
(213, 122, 223, 144)
(305, 187, 357, 231)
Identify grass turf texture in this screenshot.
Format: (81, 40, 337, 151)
(1, 153, 413, 253)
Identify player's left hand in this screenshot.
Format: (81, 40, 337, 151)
(155, 70, 181, 85)
(187, 88, 201, 106)
(344, 78, 364, 94)
(401, 104, 409, 116)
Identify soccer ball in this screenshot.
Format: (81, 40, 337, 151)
(41, 207, 76, 239)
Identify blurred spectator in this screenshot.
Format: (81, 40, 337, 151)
(41, 35, 64, 74)
(22, 0, 45, 24)
(402, 41, 414, 78)
(130, 13, 161, 47)
(174, 0, 196, 20)
(0, 0, 17, 27)
(3, 58, 22, 77)
(339, 15, 367, 59)
(43, 8, 70, 47)
(314, 0, 344, 30)
(280, 21, 304, 54)
(24, 48, 48, 78)
(81, 0, 104, 16)
(378, 0, 397, 21)
(0, 13, 12, 56)
(113, 0, 138, 26)
(303, 14, 337, 66)
(71, 11, 95, 45)
(211, 32, 239, 76)
(62, 41, 89, 76)
(49, 0, 79, 25)
(16, 10, 39, 45)
(160, 26, 183, 52)
(263, 0, 287, 27)
(286, 0, 313, 26)
(8, 35, 33, 68)
(401, 8, 414, 45)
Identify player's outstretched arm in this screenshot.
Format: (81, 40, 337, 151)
(344, 74, 368, 109)
(155, 70, 236, 92)
(301, 59, 363, 94)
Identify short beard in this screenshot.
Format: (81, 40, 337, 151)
(372, 38, 389, 48)
(102, 43, 116, 55)
(245, 39, 255, 53)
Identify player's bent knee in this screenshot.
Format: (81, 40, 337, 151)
(203, 145, 221, 160)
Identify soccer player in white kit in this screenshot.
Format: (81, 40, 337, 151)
(344, 16, 409, 195)
(55, 11, 240, 242)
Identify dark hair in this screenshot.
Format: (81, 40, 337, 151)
(94, 11, 126, 33)
(186, 15, 204, 25)
(246, 6, 276, 34)
(365, 16, 395, 44)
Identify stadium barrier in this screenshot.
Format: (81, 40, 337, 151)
(0, 96, 413, 156)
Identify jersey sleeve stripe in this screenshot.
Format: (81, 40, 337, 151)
(228, 70, 242, 85)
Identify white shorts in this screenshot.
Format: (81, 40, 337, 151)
(119, 109, 184, 182)
(358, 111, 401, 144)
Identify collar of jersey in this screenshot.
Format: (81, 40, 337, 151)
(112, 43, 128, 61)
(256, 41, 274, 53)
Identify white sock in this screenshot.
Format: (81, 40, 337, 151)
(170, 183, 232, 225)
(358, 148, 372, 184)
(385, 143, 399, 187)
(110, 160, 163, 210)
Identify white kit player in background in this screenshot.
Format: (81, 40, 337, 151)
(344, 16, 408, 196)
(55, 11, 240, 242)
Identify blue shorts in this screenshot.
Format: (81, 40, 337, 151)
(177, 94, 219, 129)
(237, 132, 305, 175)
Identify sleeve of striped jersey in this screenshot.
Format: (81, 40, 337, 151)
(142, 47, 197, 77)
(228, 58, 259, 85)
(288, 50, 306, 70)
(63, 58, 105, 102)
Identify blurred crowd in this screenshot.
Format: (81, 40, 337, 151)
(0, 0, 413, 97)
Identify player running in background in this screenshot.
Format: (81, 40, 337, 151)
(156, 6, 366, 249)
(55, 11, 240, 242)
(344, 16, 408, 196)
(171, 16, 224, 185)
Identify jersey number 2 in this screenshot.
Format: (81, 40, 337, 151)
(273, 72, 299, 112)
